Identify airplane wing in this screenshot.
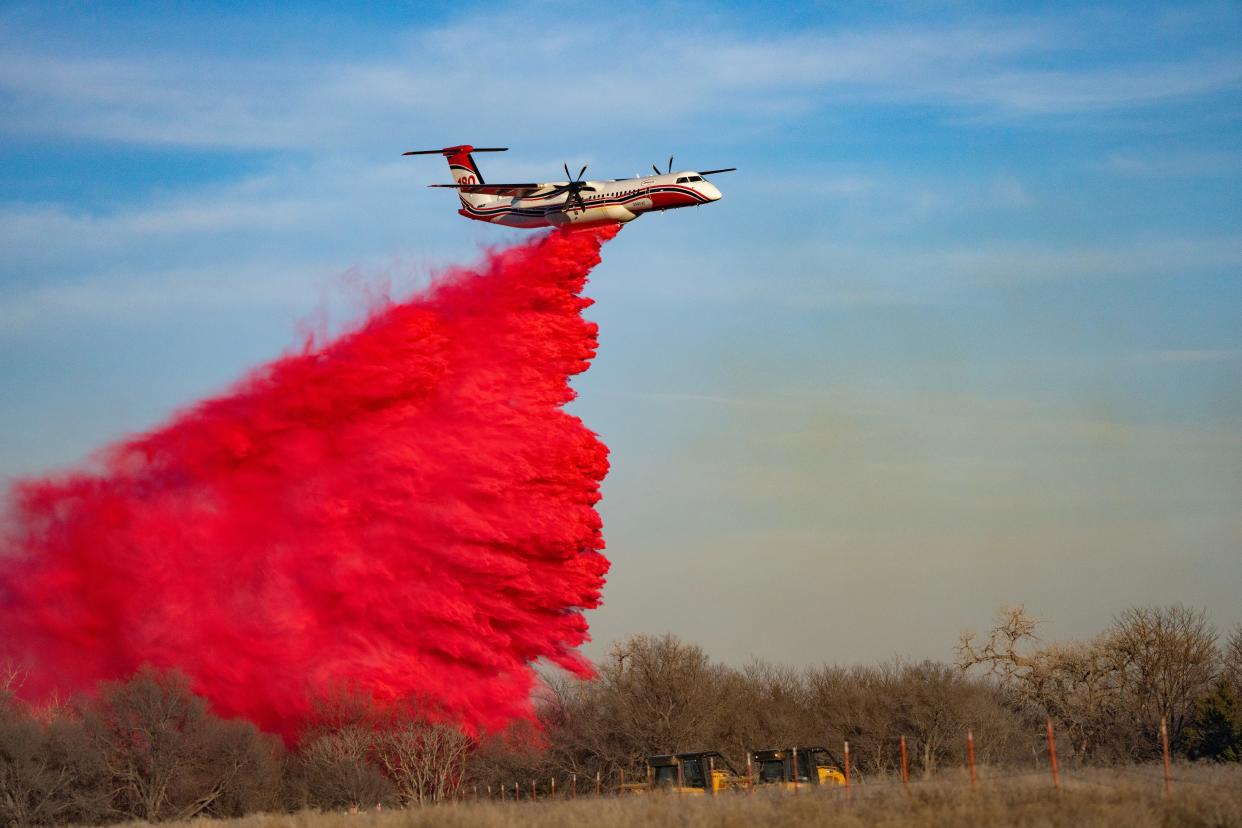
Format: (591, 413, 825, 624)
(428, 183, 546, 197)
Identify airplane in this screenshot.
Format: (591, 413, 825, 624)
(403, 145, 735, 229)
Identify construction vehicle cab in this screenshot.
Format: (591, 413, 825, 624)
(750, 746, 846, 788)
(646, 751, 743, 794)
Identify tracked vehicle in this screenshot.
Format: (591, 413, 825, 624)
(749, 746, 846, 788)
(631, 751, 747, 794)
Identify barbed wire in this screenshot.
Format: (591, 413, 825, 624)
(464, 765, 1242, 803)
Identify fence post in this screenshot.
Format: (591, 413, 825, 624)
(621, 767, 626, 796)
(747, 752, 754, 793)
(1045, 718, 1061, 792)
(551, 777, 556, 799)
(676, 758, 682, 795)
(844, 740, 852, 802)
(1160, 716, 1172, 797)
(596, 770, 601, 796)
(792, 747, 800, 794)
(572, 773, 577, 799)
(967, 729, 977, 790)
(900, 735, 910, 796)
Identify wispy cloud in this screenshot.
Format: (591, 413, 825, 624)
(0, 260, 324, 334)
(1, 6, 1239, 151)
(1131, 348, 1242, 365)
(1106, 150, 1242, 177)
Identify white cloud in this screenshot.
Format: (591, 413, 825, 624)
(1, 7, 1239, 151)
(1106, 150, 1242, 177)
(0, 261, 322, 334)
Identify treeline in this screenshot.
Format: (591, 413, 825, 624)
(2, 605, 1240, 824)
(510, 605, 1242, 787)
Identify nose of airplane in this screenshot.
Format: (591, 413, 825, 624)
(700, 181, 722, 201)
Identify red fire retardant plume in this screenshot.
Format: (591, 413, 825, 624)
(0, 226, 619, 739)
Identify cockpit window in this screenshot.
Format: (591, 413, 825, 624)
(687, 175, 703, 182)
(676, 177, 688, 183)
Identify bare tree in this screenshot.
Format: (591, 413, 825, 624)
(1224, 624, 1242, 691)
(1, 661, 24, 700)
(372, 715, 472, 805)
(1, 695, 99, 826)
(1105, 605, 1218, 751)
(958, 606, 1127, 761)
(79, 667, 282, 822)
(599, 634, 729, 757)
(290, 724, 394, 811)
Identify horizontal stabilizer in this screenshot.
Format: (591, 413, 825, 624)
(402, 146, 508, 156)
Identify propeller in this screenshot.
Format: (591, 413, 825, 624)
(652, 155, 675, 176)
(549, 161, 596, 210)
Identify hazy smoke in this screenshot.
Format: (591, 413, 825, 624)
(0, 226, 619, 739)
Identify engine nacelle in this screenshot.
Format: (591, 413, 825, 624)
(549, 204, 636, 228)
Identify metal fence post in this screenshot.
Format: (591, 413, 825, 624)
(1046, 718, 1061, 792)
(1161, 716, 1173, 797)
(967, 729, 977, 790)
(900, 735, 910, 796)
(844, 740, 852, 802)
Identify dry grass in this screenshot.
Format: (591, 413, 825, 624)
(144, 765, 1242, 828)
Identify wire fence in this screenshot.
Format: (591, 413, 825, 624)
(457, 717, 1242, 804)
(460, 766, 1242, 805)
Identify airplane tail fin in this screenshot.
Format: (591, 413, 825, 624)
(403, 145, 507, 209)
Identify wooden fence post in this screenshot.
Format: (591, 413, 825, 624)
(572, 773, 577, 799)
(1046, 718, 1061, 792)
(1160, 716, 1172, 797)
(967, 729, 977, 790)
(900, 735, 910, 796)
(551, 777, 556, 799)
(747, 751, 754, 793)
(792, 747, 800, 794)
(596, 770, 601, 796)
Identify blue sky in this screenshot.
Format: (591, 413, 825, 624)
(2, 1, 1240, 665)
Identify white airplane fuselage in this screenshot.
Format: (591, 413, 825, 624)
(458, 172, 722, 229)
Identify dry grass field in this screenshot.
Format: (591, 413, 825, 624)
(136, 765, 1242, 828)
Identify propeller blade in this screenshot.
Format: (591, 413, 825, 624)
(563, 162, 571, 181)
(578, 164, 588, 181)
(652, 164, 661, 175)
(698, 167, 738, 175)
(668, 155, 674, 173)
